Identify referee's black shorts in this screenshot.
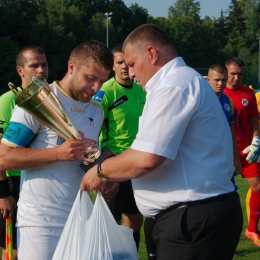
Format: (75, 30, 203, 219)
(0, 176, 20, 250)
(106, 180, 140, 221)
(152, 191, 243, 260)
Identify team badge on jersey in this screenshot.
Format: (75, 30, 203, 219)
(242, 99, 249, 106)
(224, 103, 231, 112)
(93, 90, 105, 102)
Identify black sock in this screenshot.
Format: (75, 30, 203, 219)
(133, 230, 140, 251)
(144, 218, 157, 259)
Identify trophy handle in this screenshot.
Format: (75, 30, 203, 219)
(8, 82, 20, 97)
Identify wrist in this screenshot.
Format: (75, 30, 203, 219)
(97, 163, 109, 183)
(252, 136, 260, 145)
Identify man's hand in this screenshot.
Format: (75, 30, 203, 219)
(100, 182, 120, 201)
(80, 165, 104, 194)
(243, 136, 260, 163)
(80, 166, 120, 198)
(56, 138, 98, 164)
(0, 196, 17, 221)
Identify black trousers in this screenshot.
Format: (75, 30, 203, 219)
(152, 192, 243, 260)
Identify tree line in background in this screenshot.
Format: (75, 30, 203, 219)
(1, 0, 260, 94)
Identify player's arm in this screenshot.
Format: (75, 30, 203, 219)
(0, 136, 17, 220)
(230, 125, 241, 174)
(0, 138, 98, 172)
(250, 116, 260, 138)
(228, 99, 241, 173)
(80, 148, 166, 193)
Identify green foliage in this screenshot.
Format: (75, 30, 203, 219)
(231, 177, 260, 260)
(168, 0, 201, 21)
(0, 37, 20, 95)
(0, 0, 260, 91)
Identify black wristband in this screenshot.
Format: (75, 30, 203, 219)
(0, 179, 11, 198)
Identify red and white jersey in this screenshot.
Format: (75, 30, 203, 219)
(224, 85, 259, 144)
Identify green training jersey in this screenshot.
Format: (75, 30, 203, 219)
(94, 78, 146, 154)
(0, 88, 21, 177)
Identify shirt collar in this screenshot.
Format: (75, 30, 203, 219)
(145, 57, 187, 92)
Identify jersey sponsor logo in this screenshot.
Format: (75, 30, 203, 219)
(89, 118, 94, 126)
(70, 108, 86, 113)
(0, 120, 5, 125)
(242, 99, 249, 106)
(224, 103, 231, 111)
(93, 90, 105, 102)
(108, 95, 128, 111)
(0, 127, 3, 135)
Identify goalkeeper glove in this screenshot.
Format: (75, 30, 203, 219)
(243, 136, 260, 163)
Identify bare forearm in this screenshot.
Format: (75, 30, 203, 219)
(0, 138, 97, 172)
(0, 145, 59, 171)
(80, 148, 166, 193)
(231, 126, 239, 160)
(250, 117, 260, 137)
(100, 148, 166, 180)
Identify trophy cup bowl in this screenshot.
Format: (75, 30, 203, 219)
(8, 77, 82, 141)
(8, 77, 101, 164)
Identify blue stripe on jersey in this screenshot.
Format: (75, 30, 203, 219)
(93, 90, 105, 102)
(219, 93, 233, 125)
(3, 122, 36, 147)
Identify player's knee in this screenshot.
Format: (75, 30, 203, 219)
(250, 183, 260, 192)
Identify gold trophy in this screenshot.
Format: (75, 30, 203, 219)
(8, 77, 101, 163)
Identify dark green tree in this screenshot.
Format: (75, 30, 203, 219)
(0, 0, 43, 46)
(29, 0, 84, 81)
(0, 37, 20, 94)
(167, 0, 204, 66)
(224, 0, 247, 57)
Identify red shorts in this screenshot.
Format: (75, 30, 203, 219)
(238, 141, 260, 179)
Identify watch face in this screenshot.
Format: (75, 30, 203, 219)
(97, 172, 107, 183)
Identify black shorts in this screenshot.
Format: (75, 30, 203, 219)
(106, 180, 140, 221)
(0, 176, 20, 250)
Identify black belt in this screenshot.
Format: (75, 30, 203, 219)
(152, 192, 234, 221)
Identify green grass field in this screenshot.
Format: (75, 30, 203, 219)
(231, 176, 260, 260)
(136, 176, 260, 260)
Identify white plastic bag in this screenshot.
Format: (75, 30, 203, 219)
(53, 191, 139, 260)
(82, 192, 138, 260)
(52, 190, 93, 260)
